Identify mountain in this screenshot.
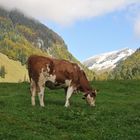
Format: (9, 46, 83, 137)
(109, 48, 140, 80)
(0, 7, 94, 82)
(83, 48, 134, 72)
(0, 7, 75, 63)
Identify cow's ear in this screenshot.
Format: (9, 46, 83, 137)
(93, 89, 99, 95)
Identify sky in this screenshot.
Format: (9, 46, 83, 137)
(0, 0, 140, 61)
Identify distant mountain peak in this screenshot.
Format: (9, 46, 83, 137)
(83, 48, 135, 71)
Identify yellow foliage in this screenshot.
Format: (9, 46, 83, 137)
(16, 24, 37, 39)
(0, 53, 29, 83)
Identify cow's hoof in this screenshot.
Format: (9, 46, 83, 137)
(64, 105, 70, 108)
(90, 104, 95, 107)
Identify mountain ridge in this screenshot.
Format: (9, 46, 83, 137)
(83, 48, 134, 72)
(109, 48, 140, 80)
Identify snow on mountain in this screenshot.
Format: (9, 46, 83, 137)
(83, 48, 135, 71)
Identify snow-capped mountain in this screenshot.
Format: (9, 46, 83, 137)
(83, 48, 135, 71)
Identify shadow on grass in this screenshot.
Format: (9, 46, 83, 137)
(45, 99, 65, 106)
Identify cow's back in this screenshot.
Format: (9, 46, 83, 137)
(52, 59, 81, 84)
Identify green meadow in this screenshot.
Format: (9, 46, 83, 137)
(0, 80, 140, 140)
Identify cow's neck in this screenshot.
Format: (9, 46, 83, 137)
(79, 77, 92, 93)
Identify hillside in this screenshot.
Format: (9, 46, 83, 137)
(0, 7, 94, 82)
(109, 48, 140, 80)
(0, 53, 28, 82)
(0, 7, 75, 63)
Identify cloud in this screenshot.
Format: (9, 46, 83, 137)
(0, 0, 140, 38)
(134, 18, 140, 37)
(0, 0, 140, 25)
(131, 4, 140, 38)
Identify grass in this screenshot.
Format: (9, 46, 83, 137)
(0, 80, 140, 140)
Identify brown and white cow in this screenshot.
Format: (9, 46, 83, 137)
(27, 55, 97, 107)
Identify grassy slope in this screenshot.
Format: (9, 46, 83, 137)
(0, 80, 140, 140)
(0, 53, 28, 82)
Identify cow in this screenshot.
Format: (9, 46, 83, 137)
(27, 55, 97, 107)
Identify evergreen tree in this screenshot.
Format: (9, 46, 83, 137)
(0, 65, 6, 78)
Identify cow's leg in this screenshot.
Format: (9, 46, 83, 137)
(30, 79, 36, 106)
(65, 86, 74, 107)
(37, 84, 45, 107)
(37, 70, 47, 107)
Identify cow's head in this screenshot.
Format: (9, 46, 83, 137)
(82, 89, 98, 106)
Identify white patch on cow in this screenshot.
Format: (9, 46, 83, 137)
(74, 65, 77, 69)
(37, 69, 56, 107)
(39, 68, 56, 84)
(38, 71, 46, 107)
(41, 68, 49, 77)
(41, 68, 44, 73)
(39, 70, 46, 84)
(38, 85, 45, 107)
(65, 79, 72, 87)
(30, 78, 36, 106)
(86, 94, 95, 107)
(30, 78, 34, 89)
(78, 64, 83, 70)
(47, 74, 56, 83)
(46, 64, 50, 72)
(65, 86, 74, 107)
